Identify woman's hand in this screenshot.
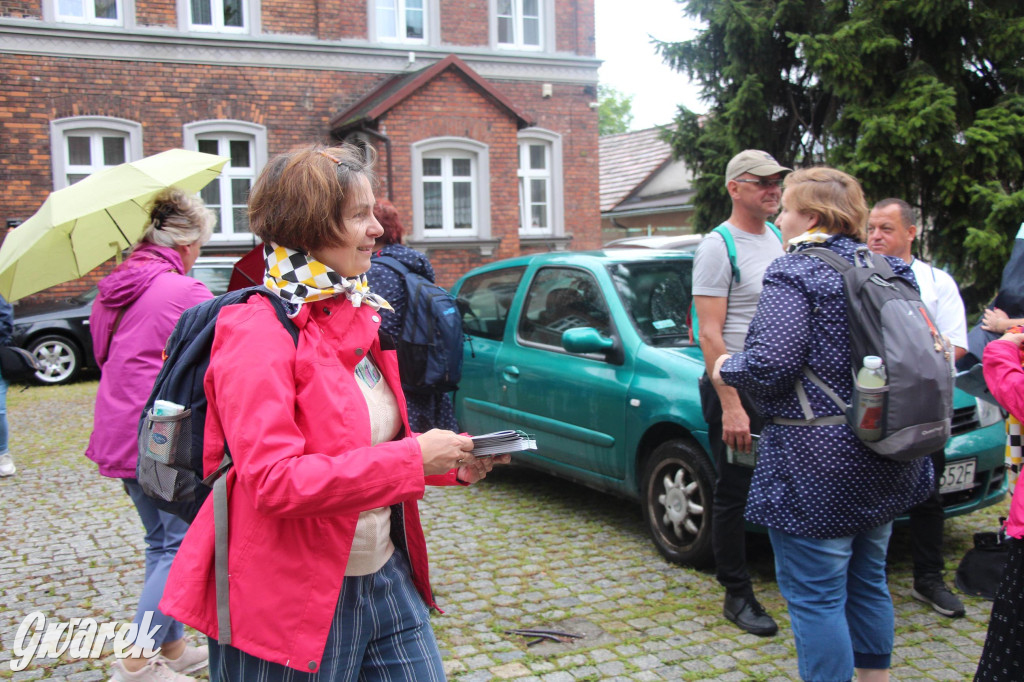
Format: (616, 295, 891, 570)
(456, 453, 512, 484)
(711, 353, 732, 387)
(999, 332, 1024, 347)
(417, 429, 474, 476)
(982, 307, 1010, 333)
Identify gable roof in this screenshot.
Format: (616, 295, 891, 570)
(599, 126, 675, 212)
(330, 54, 533, 133)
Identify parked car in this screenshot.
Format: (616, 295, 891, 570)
(451, 248, 1007, 567)
(10, 256, 237, 385)
(602, 234, 704, 251)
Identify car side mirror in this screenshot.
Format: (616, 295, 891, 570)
(562, 327, 614, 354)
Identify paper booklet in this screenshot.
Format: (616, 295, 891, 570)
(470, 430, 537, 457)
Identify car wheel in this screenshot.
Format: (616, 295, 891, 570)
(641, 438, 716, 567)
(28, 335, 83, 385)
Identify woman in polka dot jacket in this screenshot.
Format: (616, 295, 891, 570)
(976, 332, 1024, 681)
(365, 198, 458, 433)
(713, 166, 933, 682)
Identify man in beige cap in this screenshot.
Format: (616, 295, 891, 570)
(692, 149, 790, 636)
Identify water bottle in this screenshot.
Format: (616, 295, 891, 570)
(855, 356, 887, 441)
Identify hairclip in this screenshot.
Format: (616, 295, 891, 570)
(151, 203, 175, 230)
(318, 149, 342, 165)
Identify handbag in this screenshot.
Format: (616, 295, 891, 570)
(0, 345, 41, 383)
(955, 530, 1009, 600)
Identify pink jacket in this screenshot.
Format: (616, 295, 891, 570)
(86, 244, 212, 478)
(982, 338, 1024, 539)
(161, 295, 460, 673)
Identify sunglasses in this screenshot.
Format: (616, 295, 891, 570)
(734, 178, 784, 189)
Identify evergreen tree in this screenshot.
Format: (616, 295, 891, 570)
(658, 0, 1024, 309)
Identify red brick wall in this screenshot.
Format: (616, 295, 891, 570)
(136, 0, 176, 28)
(440, 0, 489, 47)
(0, 1, 38, 18)
(555, 0, 595, 56)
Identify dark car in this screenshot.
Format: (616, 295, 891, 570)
(10, 257, 236, 384)
(451, 248, 1008, 566)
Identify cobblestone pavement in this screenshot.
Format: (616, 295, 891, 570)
(0, 380, 1009, 680)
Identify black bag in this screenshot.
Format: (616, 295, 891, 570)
(373, 255, 463, 394)
(135, 286, 298, 522)
(0, 345, 41, 383)
(955, 530, 1009, 600)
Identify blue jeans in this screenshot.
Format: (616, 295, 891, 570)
(208, 551, 445, 682)
(0, 368, 8, 454)
(123, 479, 189, 649)
(770, 523, 894, 682)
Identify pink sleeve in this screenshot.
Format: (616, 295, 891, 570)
(982, 340, 1024, 421)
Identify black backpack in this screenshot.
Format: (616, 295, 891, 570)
(786, 246, 953, 461)
(373, 255, 463, 394)
(135, 286, 298, 522)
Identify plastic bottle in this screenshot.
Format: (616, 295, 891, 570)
(855, 355, 887, 441)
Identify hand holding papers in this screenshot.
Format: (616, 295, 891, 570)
(470, 430, 537, 457)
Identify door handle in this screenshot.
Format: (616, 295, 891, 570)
(502, 366, 520, 382)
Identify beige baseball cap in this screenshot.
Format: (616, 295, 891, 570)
(725, 150, 791, 184)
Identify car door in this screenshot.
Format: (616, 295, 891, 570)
(454, 266, 527, 435)
(497, 266, 631, 480)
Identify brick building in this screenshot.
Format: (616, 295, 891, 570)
(0, 0, 601, 300)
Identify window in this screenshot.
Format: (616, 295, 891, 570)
(189, 0, 246, 32)
(519, 268, 612, 348)
(54, 0, 122, 25)
(411, 138, 490, 240)
(375, 0, 425, 42)
(496, 0, 541, 50)
(457, 267, 526, 340)
(517, 129, 564, 236)
(50, 117, 142, 189)
(184, 121, 267, 241)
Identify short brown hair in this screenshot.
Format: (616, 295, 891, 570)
(373, 198, 405, 246)
(872, 197, 915, 229)
(248, 143, 377, 252)
(783, 167, 868, 240)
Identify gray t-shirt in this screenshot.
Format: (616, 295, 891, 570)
(692, 223, 785, 354)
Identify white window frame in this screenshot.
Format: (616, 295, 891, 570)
(490, 0, 553, 52)
(184, 120, 267, 242)
(517, 128, 563, 236)
(46, 0, 126, 26)
(50, 116, 142, 190)
(368, 0, 435, 44)
(179, 0, 259, 34)
(411, 137, 490, 241)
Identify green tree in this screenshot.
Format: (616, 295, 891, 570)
(598, 85, 635, 136)
(657, 0, 1024, 310)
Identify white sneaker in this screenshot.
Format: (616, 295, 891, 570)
(0, 454, 14, 477)
(160, 643, 208, 675)
(108, 659, 197, 682)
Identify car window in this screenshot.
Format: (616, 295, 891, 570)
(518, 267, 612, 348)
(457, 267, 525, 340)
(189, 262, 234, 296)
(609, 259, 694, 347)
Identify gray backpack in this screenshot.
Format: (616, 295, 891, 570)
(781, 246, 953, 462)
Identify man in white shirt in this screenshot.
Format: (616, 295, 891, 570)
(868, 197, 968, 618)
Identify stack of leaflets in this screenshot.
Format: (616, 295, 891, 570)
(470, 430, 537, 457)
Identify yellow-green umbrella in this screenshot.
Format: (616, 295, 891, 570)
(0, 148, 229, 301)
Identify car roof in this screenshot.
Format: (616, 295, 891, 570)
(457, 248, 695, 280)
(602, 234, 704, 250)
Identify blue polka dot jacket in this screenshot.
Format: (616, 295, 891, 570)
(720, 234, 934, 539)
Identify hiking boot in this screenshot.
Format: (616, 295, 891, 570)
(723, 592, 779, 636)
(0, 454, 15, 477)
(109, 659, 197, 682)
(912, 578, 966, 618)
(160, 643, 208, 675)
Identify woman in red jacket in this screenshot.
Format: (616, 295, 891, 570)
(161, 143, 506, 681)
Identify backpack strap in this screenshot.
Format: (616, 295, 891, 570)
(373, 254, 411, 277)
(208, 288, 297, 647)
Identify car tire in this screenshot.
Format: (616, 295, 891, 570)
(641, 438, 715, 568)
(28, 334, 83, 385)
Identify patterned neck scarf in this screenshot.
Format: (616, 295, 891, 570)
(787, 227, 832, 252)
(263, 242, 392, 315)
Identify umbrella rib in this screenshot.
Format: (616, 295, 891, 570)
(106, 208, 134, 248)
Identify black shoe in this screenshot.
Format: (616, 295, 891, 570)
(912, 578, 965, 618)
(723, 592, 779, 636)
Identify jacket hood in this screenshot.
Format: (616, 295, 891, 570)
(375, 243, 436, 282)
(97, 243, 186, 308)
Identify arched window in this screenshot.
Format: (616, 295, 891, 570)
(50, 117, 142, 189)
(411, 137, 490, 240)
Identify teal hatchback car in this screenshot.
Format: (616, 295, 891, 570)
(451, 249, 1008, 567)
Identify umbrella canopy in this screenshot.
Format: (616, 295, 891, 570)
(227, 243, 266, 292)
(0, 149, 228, 301)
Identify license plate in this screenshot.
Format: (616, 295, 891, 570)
(939, 458, 977, 494)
